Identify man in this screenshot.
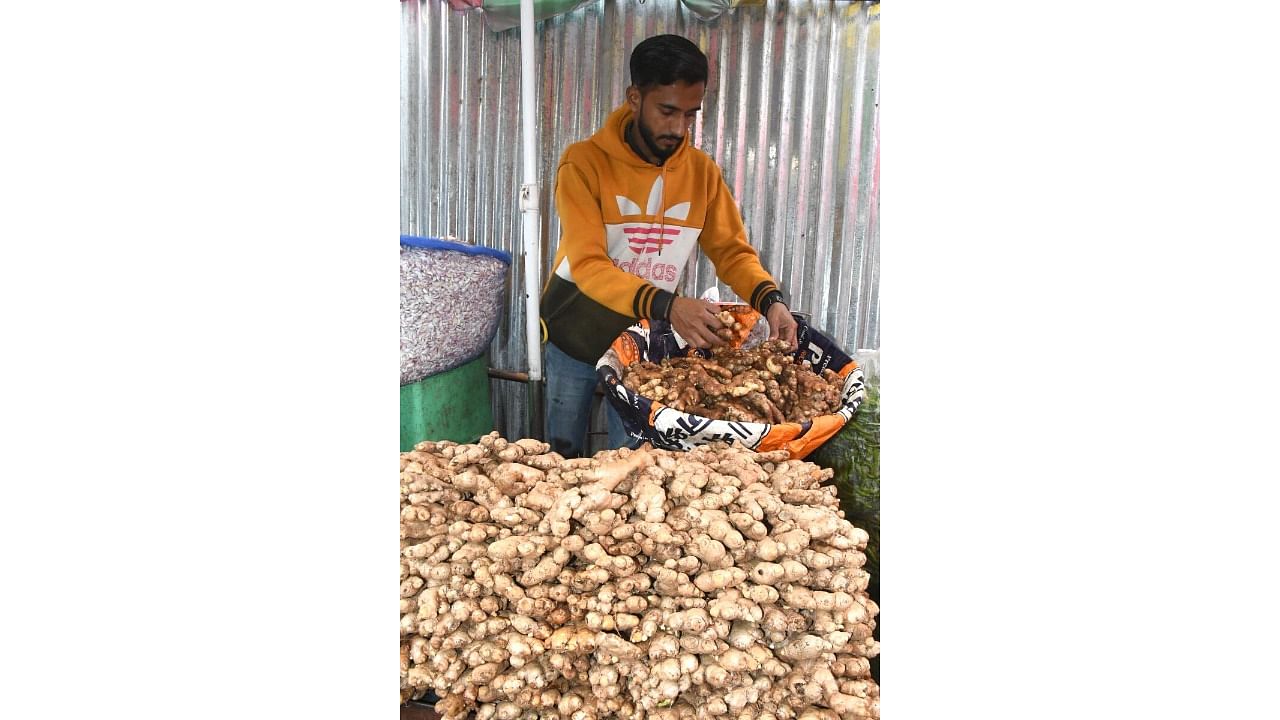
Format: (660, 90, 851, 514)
(540, 34, 798, 458)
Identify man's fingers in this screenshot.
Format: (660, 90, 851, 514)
(673, 301, 732, 348)
(767, 317, 782, 340)
(699, 311, 726, 347)
(698, 326, 723, 348)
(704, 321, 729, 348)
(679, 324, 708, 348)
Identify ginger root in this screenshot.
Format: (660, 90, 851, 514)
(401, 434, 879, 719)
(621, 326, 846, 424)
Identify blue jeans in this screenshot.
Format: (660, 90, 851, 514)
(544, 341, 636, 458)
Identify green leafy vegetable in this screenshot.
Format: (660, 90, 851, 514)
(810, 380, 879, 591)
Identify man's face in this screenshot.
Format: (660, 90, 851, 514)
(627, 81, 705, 161)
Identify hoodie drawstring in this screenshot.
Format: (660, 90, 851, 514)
(658, 163, 667, 256)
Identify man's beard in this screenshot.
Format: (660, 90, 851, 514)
(637, 115, 683, 161)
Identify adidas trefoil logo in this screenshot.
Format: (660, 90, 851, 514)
(615, 176, 690, 254)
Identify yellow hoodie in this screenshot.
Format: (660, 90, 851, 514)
(540, 104, 782, 363)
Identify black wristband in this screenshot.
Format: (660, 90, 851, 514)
(651, 288, 676, 321)
(758, 289, 785, 316)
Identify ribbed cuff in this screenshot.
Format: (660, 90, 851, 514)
(632, 284, 677, 320)
(750, 281, 780, 313)
(757, 289, 785, 317)
(650, 288, 676, 321)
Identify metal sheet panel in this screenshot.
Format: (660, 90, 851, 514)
(402, 0, 879, 440)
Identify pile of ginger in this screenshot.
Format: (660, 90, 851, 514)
(621, 313, 845, 424)
(400, 432, 880, 719)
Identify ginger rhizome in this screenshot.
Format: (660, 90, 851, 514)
(400, 432, 879, 719)
(621, 333, 845, 424)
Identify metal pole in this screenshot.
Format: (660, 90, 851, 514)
(518, 0, 544, 440)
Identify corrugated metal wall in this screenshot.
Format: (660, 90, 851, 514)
(401, 0, 879, 441)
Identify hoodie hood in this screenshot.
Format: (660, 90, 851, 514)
(590, 104, 692, 170)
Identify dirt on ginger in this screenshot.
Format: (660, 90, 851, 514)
(621, 322, 845, 424)
(400, 432, 879, 719)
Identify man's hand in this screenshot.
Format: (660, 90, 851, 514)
(669, 296, 727, 349)
(766, 302, 799, 348)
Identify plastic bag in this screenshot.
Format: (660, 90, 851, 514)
(477, 0, 596, 32)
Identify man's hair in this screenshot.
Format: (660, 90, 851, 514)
(629, 34, 708, 91)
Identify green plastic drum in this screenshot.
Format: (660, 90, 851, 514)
(400, 354, 493, 451)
